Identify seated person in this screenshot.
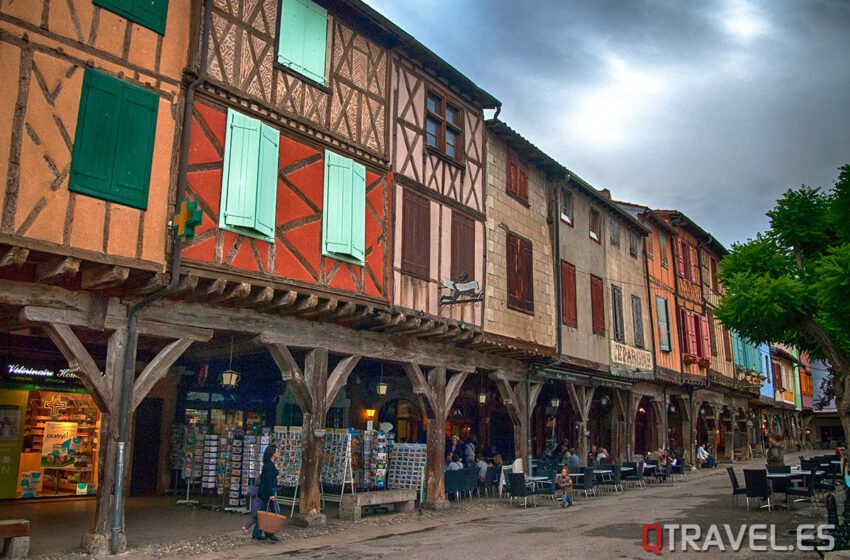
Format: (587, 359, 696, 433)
(476, 454, 489, 482)
(447, 454, 464, 471)
(555, 467, 573, 507)
(566, 448, 580, 468)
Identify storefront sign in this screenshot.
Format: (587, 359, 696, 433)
(41, 422, 78, 469)
(6, 364, 80, 378)
(611, 341, 654, 371)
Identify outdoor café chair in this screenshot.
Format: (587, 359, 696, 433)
(579, 467, 597, 498)
(444, 469, 463, 501)
(600, 464, 623, 493)
(671, 459, 686, 481)
(654, 462, 672, 484)
(784, 469, 818, 508)
(726, 467, 747, 506)
(623, 461, 646, 489)
(482, 466, 499, 497)
(743, 469, 773, 512)
(508, 472, 535, 508)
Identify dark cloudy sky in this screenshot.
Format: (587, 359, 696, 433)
(365, 0, 850, 247)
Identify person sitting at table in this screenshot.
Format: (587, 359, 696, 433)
(588, 445, 598, 464)
(493, 453, 504, 467)
(555, 466, 573, 508)
(696, 443, 715, 468)
(566, 448, 580, 468)
(447, 454, 463, 471)
(476, 454, 489, 482)
(596, 447, 610, 464)
(659, 449, 670, 467)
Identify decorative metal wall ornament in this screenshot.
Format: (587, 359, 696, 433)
(439, 273, 484, 306)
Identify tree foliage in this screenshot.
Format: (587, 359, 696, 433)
(716, 165, 850, 367)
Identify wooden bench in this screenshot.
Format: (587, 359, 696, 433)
(338, 489, 417, 521)
(0, 519, 29, 559)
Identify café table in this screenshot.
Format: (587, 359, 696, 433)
(526, 475, 551, 490)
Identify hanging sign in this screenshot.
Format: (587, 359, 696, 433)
(171, 198, 204, 240)
(41, 421, 79, 469)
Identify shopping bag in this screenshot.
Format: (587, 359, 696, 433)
(257, 499, 286, 533)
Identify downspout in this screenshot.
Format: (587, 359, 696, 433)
(553, 172, 571, 358)
(641, 224, 657, 461)
(110, 0, 212, 552)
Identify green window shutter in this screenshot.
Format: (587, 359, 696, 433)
(254, 123, 280, 240)
(94, 0, 169, 35)
(69, 68, 157, 210)
(221, 109, 261, 231)
(111, 83, 158, 210)
(278, 0, 328, 84)
(322, 150, 365, 264)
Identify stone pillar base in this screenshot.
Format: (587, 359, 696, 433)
(421, 499, 450, 511)
(4, 536, 29, 559)
(290, 513, 327, 528)
(81, 531, 125, 555)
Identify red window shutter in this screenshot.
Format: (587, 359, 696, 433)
(701, 316, 711, 360)
(690, 245, 700, 284)
(401, 190, 430, 279)
(590, 275, 605, 335)
(451, 211, 475, 281)
(691, 313, 702, 357)
(506, 233, 521, 310)
(772, 362, 782, 389)
(679, 307, 690, 354)
(676, 239, 686, 278)
(520, 237, 534, 311)
(507, 154, 517, 196)
(561, 261, 577, 327)
(518, 166, 528, 202)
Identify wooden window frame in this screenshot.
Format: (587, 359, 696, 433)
(560, 189, 574, 226)
(506, 232, 534, 314)
(655, 296, 671, 352)
(659, 230, 669, 268)
(609, 219, 620, 247)
(707, 308, 718, 357)
(450, 211, 475, 281)
(629, 231, 639, 258)
(560, 260, 577, 327)
(590, 274, 605, 335)
(710, 257, 720, 293)
(611, 284, 625, 342)
(274, 0, 331, 88)
(589, 208, 602, 243)
(425, 89, 464, 163)
(505, 150, 529, 206)
(401, 189, 431, 280)
(632, 294, 645, 348)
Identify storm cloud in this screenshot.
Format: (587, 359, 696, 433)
(366, 0, 850, 246)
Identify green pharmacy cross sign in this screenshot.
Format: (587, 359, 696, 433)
(171, 198, 203, 240)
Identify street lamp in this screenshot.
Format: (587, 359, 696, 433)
(376, 362, 387, 395)
(550, 397, 561, 408)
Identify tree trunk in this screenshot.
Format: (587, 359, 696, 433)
(835, 374, 850, 450)
(800, 316, 850, 446)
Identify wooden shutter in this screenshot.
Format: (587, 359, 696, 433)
(254, 123, 280, 239)
(722, 328, 733, 362)
(451, 211, 475, 280)
(506, 153, 518, 196)
(221, 109, 261, 229)
(507, 233, 533, 312)
(278, 0, 328, 84)
(772, 362, 782, 389)
(518, 166, 528, 202)
(690, 313, 701, 356)
(561, 261, 577, 327)
(706, 309, 718, 356)
(690, 245, 701, 285)
(94, 0, 169, 34)
(590, 275, 605, 335)
(656, 296, 670, 351)
(710, 258, 719, 292)
(323, 150, 365, 262)
(401, 190, 430, 278)
(611, 285, 624, 342)
(632, 295, 644, 348)
(676, 239, 686, 277)
(678, 307, 689, 354)
(701, 316, 711, 360)
(69, 68, 158, 210)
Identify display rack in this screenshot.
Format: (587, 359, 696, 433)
(386, 443, 427, 491)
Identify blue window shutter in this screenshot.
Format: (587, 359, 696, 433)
(323, 150, 353, 256)
(278, 0, 328, 84)
(221, 109, 261, 231)
(349, 161, 366, 262)
(254, 123, 280, 239)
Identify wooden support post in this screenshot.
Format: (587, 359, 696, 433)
(265, 343, 360, 526)
(493, 374, 541, 472)
(567, 384, 595, 467)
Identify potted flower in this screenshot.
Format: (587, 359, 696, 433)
(683, 354, 697, 366)
(698, 357, 711, 369)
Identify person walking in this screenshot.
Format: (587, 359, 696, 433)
(253, 444, 281, 541)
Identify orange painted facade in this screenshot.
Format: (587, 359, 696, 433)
(0, 0, 191, 270)
(644, 217, 681, 377)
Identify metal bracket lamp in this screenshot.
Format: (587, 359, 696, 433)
(220, 335, 240, 388)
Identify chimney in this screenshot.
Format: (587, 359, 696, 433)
(600, 188, 612, 200)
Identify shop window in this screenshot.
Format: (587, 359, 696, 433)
(94, 0, 169, 35)
(401, 190, 430, 279)
(276, 0, 329, 85)
(450, 211, 475, 280)
(219, 109, 280, 242)
(507, 232, 533, 313)
(69, 68, 158, 210)
(322, 150, 366, 264)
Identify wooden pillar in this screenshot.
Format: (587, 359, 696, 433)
(402, 363, 468, 509)
(612, 389, 628, 461)
(266, 342, 360, 526)
(566, 384, 595, 467)
(493, 373, 541, 472)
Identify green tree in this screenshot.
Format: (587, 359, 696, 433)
(716, 164, 850, 441)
